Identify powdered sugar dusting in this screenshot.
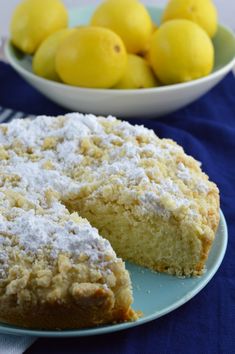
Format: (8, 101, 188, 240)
(0, 112, 214, 274)
(6, 209, 114, 261)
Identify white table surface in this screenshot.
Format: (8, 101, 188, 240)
(0, 0, 234, 37)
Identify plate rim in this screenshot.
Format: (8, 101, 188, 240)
(0, 210, 228, 337)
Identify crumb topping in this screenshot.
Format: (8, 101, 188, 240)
(0, 113, 219, 285)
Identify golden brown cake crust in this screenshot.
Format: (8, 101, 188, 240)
(0, 280, 136, 329)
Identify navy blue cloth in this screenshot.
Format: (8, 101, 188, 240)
(0, 62, 234, 354)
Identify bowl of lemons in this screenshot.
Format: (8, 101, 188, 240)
(5, 0, 235, 118)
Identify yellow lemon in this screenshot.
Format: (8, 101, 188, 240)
(162, 0, 218, 38)
(152, 23, 158, 33)
(115, 54, 158, 89)
(149, 20, 214, 85)
(91, 0, 152, 54)
(10, 0, 68, 54)
(140, 25, 158, 64)
(55, 26, 127, 88)
(33, 29, 76, 81)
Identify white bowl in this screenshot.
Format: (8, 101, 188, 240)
(5, 6, 235, 118)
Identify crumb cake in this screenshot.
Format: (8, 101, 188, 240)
(0, 113, 220, 329)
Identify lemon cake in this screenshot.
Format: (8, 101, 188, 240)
(0, 113, 220, 329)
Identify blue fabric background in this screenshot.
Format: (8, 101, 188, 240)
(0, 62, 234, 354)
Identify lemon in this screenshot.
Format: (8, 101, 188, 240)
(33, 29, 75, 81)
(115, 54, 158, 89)
(140, 25, 158, 64)
(10, 0, 68, 54)
(149, 20, 214, 85)
(162, 0, 218, 38)
(152, 23, 158, 33)
(55, 27, 127, 88)
(91, 0, 152, 54)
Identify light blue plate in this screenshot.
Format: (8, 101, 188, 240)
(0, 210, 227, 337)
